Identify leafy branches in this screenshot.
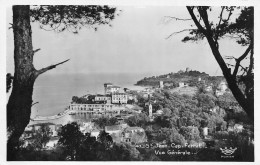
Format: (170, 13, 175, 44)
(30, 5, 118, 33)
(165, 6, 254, 120)
(184, 6, 254, 120)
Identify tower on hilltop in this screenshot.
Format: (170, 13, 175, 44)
(104, 83, 113, 94)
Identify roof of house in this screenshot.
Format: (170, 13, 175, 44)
(105, 125, 122, 131)
(91, 129, 100, 133)
(107, 86, 120, 89)
(95, 94, 111, 97)
(32, 122, 55, 126)
(125, 127, 144, 132)
(112, 93, 127, 95)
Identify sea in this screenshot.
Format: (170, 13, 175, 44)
(29, 73, 150, 118)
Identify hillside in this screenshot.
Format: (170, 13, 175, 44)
(136, 69, 225, 88)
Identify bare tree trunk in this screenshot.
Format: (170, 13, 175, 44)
(7, 5, 36, 160)
(7, 5, 69, 160)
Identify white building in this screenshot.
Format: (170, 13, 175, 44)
(219, 81, 228, 92)
(112, 93, 128, 104)
(105, 125, 122, 135)
(91, 129, 100, 138)
(205, 85, 213, 92)
(179, 82, 188, 88)
(202, 127, 208, 136)
(69, 103, 113, 112)
(104, 83, 120, 94)
(159, 81, 164, 88)
(124, 127, 144, 134)
(215, 90, 224, 97)
(149, 103, 153, 118)
(94, 94, 111, 103)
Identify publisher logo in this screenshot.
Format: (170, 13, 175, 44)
(220, 147, 237, 158)
(220, 147, 237, 155)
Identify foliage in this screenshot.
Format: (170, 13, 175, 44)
(97, 130, 113, 149)
(7, 5, 118, 159)
(156, 128, 187, 145)
(58, 122, 84, 160)
(6, 73, 13, 93)
(136, 69, 221, 88)
(77, 133, 99, 160)
(30, 5, 118, 33)
(196, 93, 216, 110)
(125, 113, 150, 128)
(29, 124, 52, 150)
(183, 6, 254, 120)
(109, 143, 142, 161)
(179, 126, 201, 142)
(93, 116, 118, 129)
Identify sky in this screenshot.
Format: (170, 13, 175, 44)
(6, 6, 247, 76)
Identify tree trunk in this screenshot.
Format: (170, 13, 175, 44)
(7, 5, 37, 160)
(187, 7, 254, 122)
(205, 36, 254, 121)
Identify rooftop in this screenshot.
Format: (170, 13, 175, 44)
(32, 122, 55, 126)
(107, 86, 120, 89)
(104, 83, 113, 85)
(95, 94, 111, 97)
(112, 93, 127, 95)
(125, 127, 144, 132)
(105, 125, 122, 131)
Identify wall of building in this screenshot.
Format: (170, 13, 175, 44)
(69, 103, 113, 111)
(112, 93, 128, 104)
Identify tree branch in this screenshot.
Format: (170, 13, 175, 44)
(233, 43, 253, 77)
(166, 29, 196, 39)
(164, 16, 192, 21)
(35, 59, 70, 76)
(33, 48, 41, 54)
(31, 102, 39, 107)
(186, 7, 207, 34)
(248, 48, 254, 74)
(198, 7, 212, 36)
(215, 7, 225, 41)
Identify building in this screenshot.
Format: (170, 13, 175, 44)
(104, 83, 120, 94)
(159, 81, 164, 88)
(69, 103, 113, 112)
(205, 85, 213, 92)
(91, 129, 100, 138)
(105, 125, 122, 135)
(124, 127, 144, 134)
(228, 124, 243, 133)
(215, 90, 224, 97)
(112, 93, 128, 104)
(219, 81, 228, 92)
(179, 82, 188, 88)
(202, 127, 208, 137)
(149, 103, 153, 118)
(94, 94, 111, 103)
(186, 67, 191, 72)
(104, 83, 113, 94)
(156, 110, 163, 115)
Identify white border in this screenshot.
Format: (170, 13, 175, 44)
(1, 0, 259, 165)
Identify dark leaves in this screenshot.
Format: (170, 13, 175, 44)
(30, 5, 118, 33)
(183, 6, 253, 46)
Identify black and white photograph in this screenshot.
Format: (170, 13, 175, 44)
(2, 0, 259, 162)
